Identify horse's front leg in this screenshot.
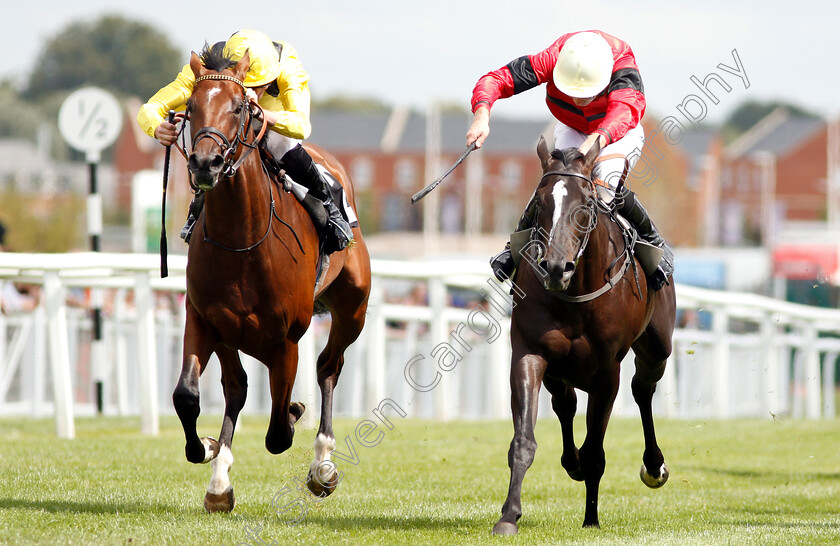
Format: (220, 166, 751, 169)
(544, 376, 583, 481)
(493, 353, 547, 536)
(204, 347, 248, 513)
(172, 303, 218, 465)
(265, 340, 305, 455)
(578, 366, 620, 528)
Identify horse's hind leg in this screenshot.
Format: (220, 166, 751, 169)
(172, 304, 218, 465)
(265, 340, 305, 455)
(544, 376, 583, 481)
(204, 347, 247, 513)
(631, 344, 673, 486)
(308, 280, 369, 498)
(493, 353, 547, 536)
(631, 285, 676, 489)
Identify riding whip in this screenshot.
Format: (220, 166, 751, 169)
(160, 110, 175, 278)
(411, 142, 477, 204)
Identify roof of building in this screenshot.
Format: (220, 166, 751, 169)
(309, 107, 552, 155)
(725, 108, 825, 159)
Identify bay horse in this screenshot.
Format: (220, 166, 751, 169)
(493, 137, 676, 534)
(171, 49, 371, 512)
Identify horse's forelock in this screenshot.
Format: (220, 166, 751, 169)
(550, 147, 584, 167)
(548, 147, 600, 181)
(199, 41, 238, 72)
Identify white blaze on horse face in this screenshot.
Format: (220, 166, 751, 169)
(548, 183, 569, 246)
(207, 444, 234, 495)
(206, 88, 222, 103)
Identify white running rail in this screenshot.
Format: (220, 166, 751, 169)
(0, 252, 838, 438)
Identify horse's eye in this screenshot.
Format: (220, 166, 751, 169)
(233, 102, 243, 115)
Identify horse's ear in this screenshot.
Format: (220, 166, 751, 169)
(582, 138, 601, 175)
(234, 49, 250, 80)
(537, 136, 551, 169)
(189, 51, 205, 78)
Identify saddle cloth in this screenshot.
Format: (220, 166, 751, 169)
(283, 166, 359, 227)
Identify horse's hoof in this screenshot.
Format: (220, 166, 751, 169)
(306, 462, 339, 498)
(200, 437, 221, 463)
(289, 402, 306, 424)
(492, 521, 519, 535)
(563, 464, 584, 482)
(185, 437, 218, 465)
(204, 487, 236, 513)
(640, 463, 669, 488)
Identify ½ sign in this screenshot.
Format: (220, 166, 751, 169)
(58, 87, 123, 160)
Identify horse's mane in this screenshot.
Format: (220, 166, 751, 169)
(550, 147, 600, 180)
(199, 41, 237, 72)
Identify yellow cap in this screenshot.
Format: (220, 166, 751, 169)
(224, 30, 281, 87)
(553, 32, 614, 99)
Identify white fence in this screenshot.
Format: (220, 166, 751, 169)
(0, 252, 839, 439)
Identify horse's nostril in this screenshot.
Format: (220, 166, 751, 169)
(210, 154, 224, 170)
(564, 261, 576, 274)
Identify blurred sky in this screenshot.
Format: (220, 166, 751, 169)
(1, 0, 836, 125)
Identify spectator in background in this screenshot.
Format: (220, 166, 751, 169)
(0, 221, 39, 313)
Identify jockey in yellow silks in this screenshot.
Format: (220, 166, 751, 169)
(137, 29, 351, 253)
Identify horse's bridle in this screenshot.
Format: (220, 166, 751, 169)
(538, 170, 599, 267)
(187, 74, 268, 192)
(534, 170, 635, 303)
(182, 73, 303, 253)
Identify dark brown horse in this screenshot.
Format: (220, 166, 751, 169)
(493, 137, 676, 534)
(171, 50, 371, 512)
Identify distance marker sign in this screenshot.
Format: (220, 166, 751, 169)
(58, 87, 123, 162)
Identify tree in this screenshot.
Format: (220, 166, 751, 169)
(25, 15, 182, 100)
(0, 80, 43, 141)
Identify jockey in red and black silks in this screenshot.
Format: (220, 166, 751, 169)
(467, 30, 673, 291)
(471, 30, 645, 150)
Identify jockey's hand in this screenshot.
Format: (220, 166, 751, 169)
(579, 133, 607, 156)
(154, 112, 185, 147)
(466, 106, 490, 148)
(245, 87, 259, 106)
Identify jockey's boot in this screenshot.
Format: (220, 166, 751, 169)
(180, 191, 205, 244)
(281, 144, 353, 254)
(490, 195, 538, 282)
(616, 186, 674, 290)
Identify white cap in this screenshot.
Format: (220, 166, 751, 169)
(552, 32, 614, 99)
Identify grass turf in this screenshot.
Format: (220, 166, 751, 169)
(0, 414, 838, 545)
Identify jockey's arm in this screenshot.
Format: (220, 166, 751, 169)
(256, 45, 312, 140)
(137, 63, 194, 143)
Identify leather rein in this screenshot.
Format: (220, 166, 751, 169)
(535, 170, 636, 303)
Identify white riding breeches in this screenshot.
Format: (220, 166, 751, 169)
(262, 131, 302, 159)
(552, 122, 645, 190)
